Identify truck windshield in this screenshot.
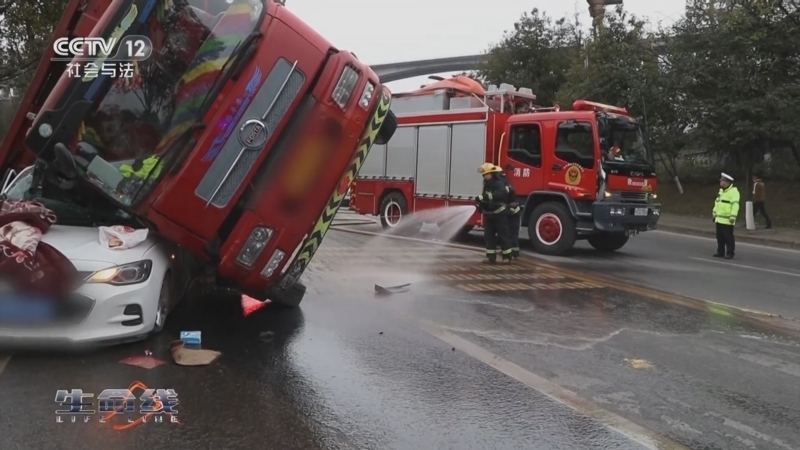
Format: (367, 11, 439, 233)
(603, 117, 654, 167)
(76, 0, 264, 206)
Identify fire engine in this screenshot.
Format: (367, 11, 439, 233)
(349, 75, 660, 255)
(0, 0, 396, 306)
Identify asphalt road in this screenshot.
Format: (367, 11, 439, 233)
(1, 219, 799, 450)
(451, 225, 800, 320)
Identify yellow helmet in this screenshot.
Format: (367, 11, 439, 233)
(478, 163, 502, 175)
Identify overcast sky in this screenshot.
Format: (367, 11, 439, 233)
(287, 0, 685, 92)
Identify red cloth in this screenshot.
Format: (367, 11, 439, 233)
(0, 200, 78, 296)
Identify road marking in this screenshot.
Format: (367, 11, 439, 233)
(689, 257, 800, 278)
(653, 230, 800, 254)
(0, 355, 10, 376)
(331, 226, 800, 336)
(422, 324, 691, 450)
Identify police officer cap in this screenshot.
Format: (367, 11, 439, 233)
(720, 172, 733, 181)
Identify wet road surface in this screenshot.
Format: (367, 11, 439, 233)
(1, 217, 799, 450)
(457, 224, 800, 320)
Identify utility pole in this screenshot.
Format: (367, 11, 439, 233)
(587, 0, 623, 27)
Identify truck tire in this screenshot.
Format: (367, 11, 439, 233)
(527, 202, 576, 255)
(379, 191, 421, 235)
(587, 232, 629, 252)
(268, 281, 306, 308)
(374, 110, 397, 145)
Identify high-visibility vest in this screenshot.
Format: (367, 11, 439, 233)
(713, 185, 740, 224)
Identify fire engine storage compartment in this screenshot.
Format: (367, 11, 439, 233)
(357, 91, 488, 219)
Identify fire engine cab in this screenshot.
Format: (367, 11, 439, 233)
(349, 75, 661, 255)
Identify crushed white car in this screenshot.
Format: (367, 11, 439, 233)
(0, 166, 196, 347)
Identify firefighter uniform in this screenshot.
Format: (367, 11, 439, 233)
(712, 172, 740, 259)
(477, 163, 513, 263)
(498, 172, 521, 258)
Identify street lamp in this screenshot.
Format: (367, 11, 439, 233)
(587, 0, 623, 24)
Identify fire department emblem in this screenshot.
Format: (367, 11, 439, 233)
(238, 119, 269, 150)
(565, 164, 582, 186)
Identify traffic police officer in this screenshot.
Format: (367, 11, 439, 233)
(498, 167, 521, 259)
(713, 172, 740, 259)
(477, 163, 513, 264)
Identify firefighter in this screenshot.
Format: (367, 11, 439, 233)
(477, 163, 513, 264)
(498, 167, 522, 259)
(712, 172, 740, 259)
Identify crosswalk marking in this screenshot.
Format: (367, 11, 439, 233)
(457, 281, 602, 292)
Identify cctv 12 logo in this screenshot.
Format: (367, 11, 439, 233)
(55, 382, 179, 430)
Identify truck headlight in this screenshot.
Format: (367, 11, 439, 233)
(237, 227, 273, 267)
(86, 260, 152, 285)
(652, 208, 660, 216)
(603, 191, 612, 198)
(610, 207, 625, 216)
(38, 123, 53, 137)
(358, 82, 374, 109)
(332, 65, 359, 109)
(260, 249, 286, 278)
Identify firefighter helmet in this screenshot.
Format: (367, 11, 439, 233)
(478, 163, 502, 175)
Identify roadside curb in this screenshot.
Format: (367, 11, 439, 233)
(657, 224, 800, 250)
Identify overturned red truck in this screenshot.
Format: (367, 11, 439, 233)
(0, 0, 396, 306)
(350, 76, 661, 255)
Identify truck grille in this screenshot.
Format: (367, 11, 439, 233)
(196, 58, 306, 208)
(620, 192, 648, 203)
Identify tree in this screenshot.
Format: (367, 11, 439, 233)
(478, 9, 584, 106)
(0, 0, 70, 89)
(665, 0, 800, 192)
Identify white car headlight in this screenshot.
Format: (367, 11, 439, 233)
(86, 260, 152, 286)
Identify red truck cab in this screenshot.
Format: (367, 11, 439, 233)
(0, 0, 396, 306)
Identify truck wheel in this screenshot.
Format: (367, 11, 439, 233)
(379, 191, 421, 235)
(527, 202, 576, 255)
(587, 232, 629, 252)
(374, 110, 397, 145)
(268, 281, 306, 308)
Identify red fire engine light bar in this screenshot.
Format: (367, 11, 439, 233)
(572, 100, 628, 115)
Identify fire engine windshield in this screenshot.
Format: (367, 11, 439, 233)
(72, 0, 264, 206)
(603, 116, 654, 167)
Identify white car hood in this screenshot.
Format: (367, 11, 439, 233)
(39, 225, 157, 266)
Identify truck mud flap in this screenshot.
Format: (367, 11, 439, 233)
(279, 87, 392, 288)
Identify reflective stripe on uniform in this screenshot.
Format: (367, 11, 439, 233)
(485, 206, 506, 214)
(486, 250, 497, 254)
(502, 248, 513, 255)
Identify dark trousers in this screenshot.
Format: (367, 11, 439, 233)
(484, 214, 511, 261)
(753, 201, 772, 228)
(715, 222, 735, 256)
(508, 210, 521, 257)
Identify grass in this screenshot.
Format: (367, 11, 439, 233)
(657, 180, 800, 230)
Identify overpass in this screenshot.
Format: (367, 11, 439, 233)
(372, 39, 667, 84)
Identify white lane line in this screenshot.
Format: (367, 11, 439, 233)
(689, 257, 800, 278)
(421, 323, 691, 450)
(0, 355, 11, 376)
(654, 230, 800, 254)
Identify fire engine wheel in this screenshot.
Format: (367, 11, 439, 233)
(268, 281, 307, 309)
(374, 110, 397, 146)
(528, 202, 576, 255)
(587, 232, 629, 252)
(378, 192, 420, 235)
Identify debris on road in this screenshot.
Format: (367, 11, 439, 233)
(624, 358, 653, 370)
(170, 340, 220, 366)
(375, 283, 411, 295)
(179, 330, 201, 348)
(119, 355, 166, 369)
(242, 294, 268, 316)
(259, 331, 274, 342)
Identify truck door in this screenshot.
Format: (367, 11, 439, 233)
(545, 120, 598, 199)
(499, 122, 545, 196)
